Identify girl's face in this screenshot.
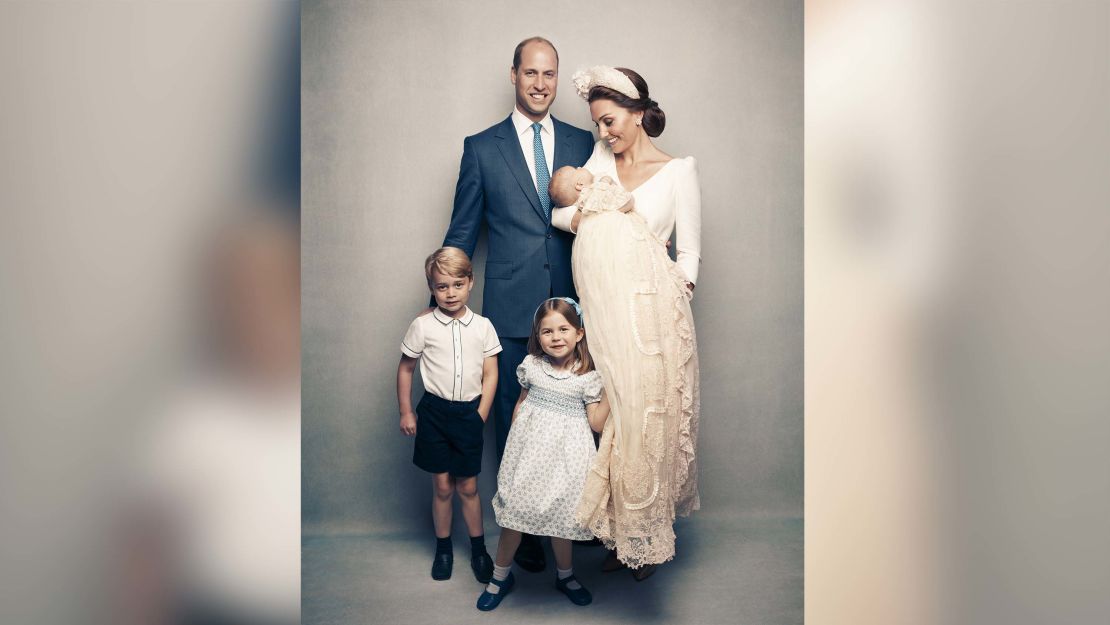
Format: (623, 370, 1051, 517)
(590, 98, 643, 155)
(537, 311, 583, 364)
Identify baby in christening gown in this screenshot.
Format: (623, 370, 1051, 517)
(549, 166, 635, 224)
(548, 166, 687, 293)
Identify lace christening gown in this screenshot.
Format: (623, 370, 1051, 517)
(571, 146, 702, 568)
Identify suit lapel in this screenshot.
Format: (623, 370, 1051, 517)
(552, 117, 572, 171)
(494, 116, 544, 221)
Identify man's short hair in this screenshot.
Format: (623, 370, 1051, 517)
(512, 36, 559, 70)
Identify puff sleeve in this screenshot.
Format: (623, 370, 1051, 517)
(582, 370, 604, 404)
(674, 156, 702, 285)
(515, 354, 533, 389)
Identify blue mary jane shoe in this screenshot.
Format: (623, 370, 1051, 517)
(555, 574, 593, 606)
(476, 571, 515, 611)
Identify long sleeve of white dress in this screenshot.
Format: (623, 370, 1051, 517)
(671, 157, 702, 285)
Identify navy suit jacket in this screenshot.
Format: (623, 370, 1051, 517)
(443, 115, 594, 338)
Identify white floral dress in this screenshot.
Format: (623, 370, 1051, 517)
(491, 355, 603, 540)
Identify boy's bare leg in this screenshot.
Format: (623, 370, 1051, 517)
(432, 473, 454, 537)
(493, 528, 522, 568)
(456, 476, 483, 537)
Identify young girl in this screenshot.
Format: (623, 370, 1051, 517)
(476, 298, 610, 611)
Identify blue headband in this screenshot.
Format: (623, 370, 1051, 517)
(536, 297, 584, 324)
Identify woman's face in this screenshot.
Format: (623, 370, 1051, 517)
(590, 98, 642, 154)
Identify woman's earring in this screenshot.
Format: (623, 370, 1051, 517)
(635, 119, 642, 126)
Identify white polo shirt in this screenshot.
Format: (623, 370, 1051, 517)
(401, 306, 502, 402)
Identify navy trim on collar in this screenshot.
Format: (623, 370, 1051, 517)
(433, 306, 474, 326)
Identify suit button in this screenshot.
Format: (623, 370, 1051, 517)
(546, 233, 552, 239)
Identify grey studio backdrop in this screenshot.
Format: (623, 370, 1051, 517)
(303, 0, 801, 544)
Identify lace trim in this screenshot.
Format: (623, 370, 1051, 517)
(577, 178, 632, 215)
(575, 212, 700, 568)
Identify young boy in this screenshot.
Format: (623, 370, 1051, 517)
(397, 247, 500, 582)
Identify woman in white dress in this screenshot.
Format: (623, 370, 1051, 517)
(550, 66, 702, 580)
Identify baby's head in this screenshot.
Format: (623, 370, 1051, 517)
(549, 166, 595, 208)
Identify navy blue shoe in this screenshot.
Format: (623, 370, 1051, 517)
(476, 572, 515, 611)
(555, 574, 592, 606)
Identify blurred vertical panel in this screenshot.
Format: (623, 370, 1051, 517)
(808, 1, 1109, 624)
(0, 2, 300, 624)
(807, 3, 947, 623)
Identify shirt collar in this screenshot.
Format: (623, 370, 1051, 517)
(433, 306, 474, 326)
(512, 109, 553, 138)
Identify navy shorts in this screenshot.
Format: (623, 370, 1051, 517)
(413, 393, 484, 477)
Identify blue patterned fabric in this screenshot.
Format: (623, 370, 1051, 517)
(532, 122, 551, 220)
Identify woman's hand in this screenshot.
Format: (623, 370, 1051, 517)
(571, 209, 583, 233)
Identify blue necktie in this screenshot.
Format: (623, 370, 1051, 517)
(532, 122, 551, 220)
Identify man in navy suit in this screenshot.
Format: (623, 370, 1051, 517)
(441, 36, 594, 572)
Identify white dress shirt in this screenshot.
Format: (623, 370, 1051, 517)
(401, 306, 502, 402)
(511, 109, 555, 192)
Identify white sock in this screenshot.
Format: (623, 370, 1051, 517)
(485, 564, 511, 594)
(557, 567, 581, 590)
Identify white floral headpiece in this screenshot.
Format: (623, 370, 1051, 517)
(571, 66, 640, 101)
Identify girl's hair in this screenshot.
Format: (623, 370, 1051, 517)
(587, 67, 666, 138)
(527, 299, 594, 374)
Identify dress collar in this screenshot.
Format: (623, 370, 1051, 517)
(539, 355, 578, 379)
(433, 306, 474, 326)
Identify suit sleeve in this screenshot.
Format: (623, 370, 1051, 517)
(443, 136, 484, 258)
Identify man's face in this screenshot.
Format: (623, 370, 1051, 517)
(510, 41, 558, 122)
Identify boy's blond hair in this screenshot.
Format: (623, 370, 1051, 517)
(424, 246, 473, 287)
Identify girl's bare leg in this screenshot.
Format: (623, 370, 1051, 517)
(493, 528, 522, 568)
(550, 537, 573, 571)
